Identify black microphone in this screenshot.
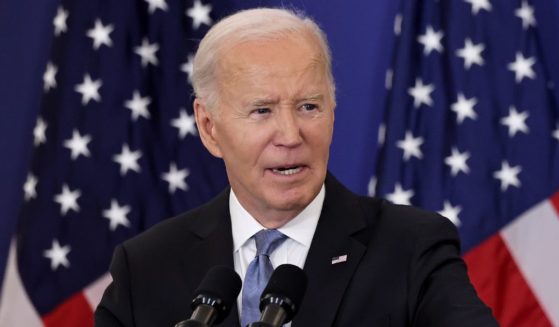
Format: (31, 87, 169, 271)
(175, 266, 242, 327)
(248, 264, 308, 327)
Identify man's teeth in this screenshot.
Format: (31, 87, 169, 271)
(272, 167, 302, 175)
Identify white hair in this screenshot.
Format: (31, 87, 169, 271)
(192, 7, 336, 111)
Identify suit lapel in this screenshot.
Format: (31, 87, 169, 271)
(294, 174, 368, 326)
(184, 188, 241, 327)
(187, 188, 234, 269)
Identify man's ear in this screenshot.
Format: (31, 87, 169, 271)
(193, 98, 223, 158)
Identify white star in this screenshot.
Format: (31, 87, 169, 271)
(464, 0, 492, 15)
(186, 0, 212, 30)
(43, 239, 71, 270)
(23, 173, 38, 201)
(64, 129, 92, 160)
(144, 0, 168, 14)
(508, 52, 536, 83)
(54, 184, 81, 215)
(417, 25, 444, 55)
(33, 116, 48, 146)
(386, 183, 414, 205)
(113, 144, 142, 175)
(456, 38, 484, 70)
(553, 123, 559, 141)
(86, 19, 114, 50)
(397, 131, 424, 161)
(171, 109, 197, 139)
(134, 38, 159, 67)
(408, 78, 435, 108)
(493, 161, 522, 191)
(500, 106, 529, 137)
(515, 1, 536, 30)
(75, 74, 102, 105)
(125, 90, 151, 121)
(451, 93, 478, 124)
(53, 6, 69, 36)
(43, 62, 57, 92)
(103, 199, 131, 231)
(180, 54, 194, 84)
(445, 147, 471, 176)
(162, 162, 190, 193)
(438, 201, 462, 226)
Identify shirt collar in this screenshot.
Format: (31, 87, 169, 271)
(230, 185, 325, 252)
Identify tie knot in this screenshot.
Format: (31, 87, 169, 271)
(254, 229, 286, 256)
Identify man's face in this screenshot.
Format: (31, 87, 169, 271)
(195, 34, 335, 226)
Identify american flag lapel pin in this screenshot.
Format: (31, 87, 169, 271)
(331, 254, 348, 265)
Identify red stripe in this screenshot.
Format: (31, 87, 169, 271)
(549, 190, 559, 216)
(42, 292, 94, 327)
(464, 234, 553, 327)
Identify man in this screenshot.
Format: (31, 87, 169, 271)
(95, 8, 498, 327)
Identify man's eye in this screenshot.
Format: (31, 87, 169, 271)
(253, 108, 271, 115)
(301, 103, 318, 111)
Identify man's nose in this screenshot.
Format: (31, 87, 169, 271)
(273, 109, 303, 147)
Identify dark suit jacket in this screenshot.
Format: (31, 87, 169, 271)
(94, 174, 498, 327)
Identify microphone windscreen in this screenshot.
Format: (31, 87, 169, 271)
(261, 264, 307, 311)
(192, 266, 242, 321)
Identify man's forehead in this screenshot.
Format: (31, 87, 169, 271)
(218, 34, 324, 69)
(222, 58, 324, 82)
(218, 47, 325, 88)
(210, 34, 333, 106)
(217, 62, 329, 104)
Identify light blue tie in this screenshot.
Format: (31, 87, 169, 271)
(241, 229, 287, 327)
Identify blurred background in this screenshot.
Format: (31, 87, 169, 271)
(1, 0, 558, 326)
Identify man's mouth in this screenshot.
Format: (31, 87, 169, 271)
(271, 166, 303, 176)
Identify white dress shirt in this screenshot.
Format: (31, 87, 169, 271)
(230, 185, 325, 325)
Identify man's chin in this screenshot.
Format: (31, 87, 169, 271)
(266, 191, 314, 212)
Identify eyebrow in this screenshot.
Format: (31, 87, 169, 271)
(298, 94, 324, 102)
(248, 93, 325, 107)
(250, 98, 279, 107)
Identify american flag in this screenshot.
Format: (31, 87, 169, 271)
(373, 0, 559, 326)
(0, 0, 232, 325)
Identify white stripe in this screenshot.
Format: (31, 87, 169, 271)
(501, 200, 559, 326)
(0, 239, 43, 326)
(393, 13, 402, 36)
(385, 69, 393, 90)
(84, 273, 111, 310)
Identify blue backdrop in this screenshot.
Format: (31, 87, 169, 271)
(2, 0, 559, 293)
(0, 0, 399, 287)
